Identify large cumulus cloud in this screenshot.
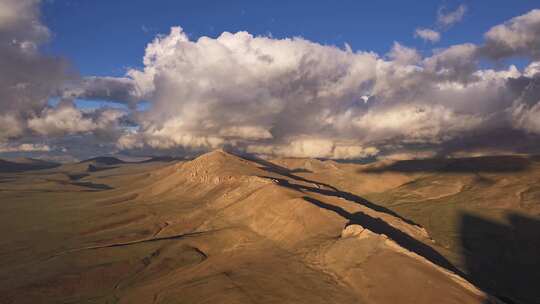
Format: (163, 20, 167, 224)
(118, 27, 382, 158)
(108, 21, 540, 158)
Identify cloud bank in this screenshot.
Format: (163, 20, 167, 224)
(0, 0, 70, 141)
(2, 3, 540, 160)
(0, 0, 128, 148)
(0, 143, 50, 153)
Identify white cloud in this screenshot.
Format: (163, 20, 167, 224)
(121, 27, 382, 155)
(219, 126, 273, 140)
(28, 101, 126, 136)
(482, 9, 540, 60)
(0, 143, 50, 153)
(437, 4, 467, 28)
(415, 28, 441, 43)
(388, 42, 421, 64)
(333, 145, 379, 159)
(0, 0, 69, 142)
(246, 139, 379, 159)
(510, 74, 540, 134)
(353, 104, 484, 144)
(423, 43, 479, 83)
(61, 76, 142, 106)
(524, 61, 540, 77)
(0, 114, 24, 141)
(512, 102, 540, 134)
(29, 105, 96, 136)
(414, 4, 466, 44)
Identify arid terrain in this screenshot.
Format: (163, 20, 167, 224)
(3, 1, 540, 303)
(0, 150, 539, 304)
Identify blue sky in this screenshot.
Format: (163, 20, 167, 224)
(42, 0, 539, 78)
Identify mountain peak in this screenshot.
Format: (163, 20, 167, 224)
(193, 148, 242, 163)
(162, 148, 274, 187)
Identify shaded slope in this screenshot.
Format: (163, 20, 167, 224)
(362, 155, 531, 173)
(461, 213, 540, 304)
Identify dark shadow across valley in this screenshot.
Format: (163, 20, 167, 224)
(461, 212, 540, 304)
(362, 156, 531, 174)
(71, 181, 114, 190)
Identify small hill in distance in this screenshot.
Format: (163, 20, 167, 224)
(0, 158, 60, 173)
(79, 156, 126, 166)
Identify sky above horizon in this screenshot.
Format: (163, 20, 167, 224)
(1, 0, 540, 161)
(42, 1, 538, 77)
